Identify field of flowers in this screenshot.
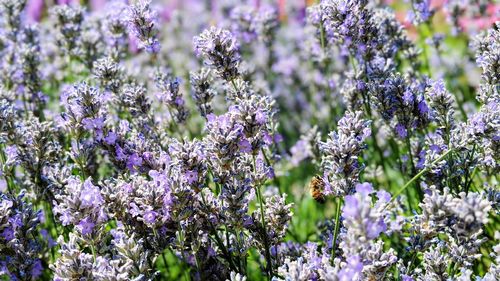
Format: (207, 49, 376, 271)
(0, 0, 499, 280)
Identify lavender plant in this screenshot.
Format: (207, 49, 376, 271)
(0, 0, 498, 280)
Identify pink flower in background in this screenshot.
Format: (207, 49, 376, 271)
(160, 0, 179, 21)
(431, 0, 446, 7)
(128, 35, 139, 54)
(56, 0, 78, 4)
(279, 0, 286, 20)
(458, 3, 500, 33)
(26, 0, 44, 22)
(90, 0, 106, 11)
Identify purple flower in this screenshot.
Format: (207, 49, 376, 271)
(143, 210, 158, 225)
(355, 182, 373, 196)
(1, 227, 14, 241)
(338, 255, 363, 281)
(403, 90, 414, 104)
(104, 131, 117, 145)
(263, 131, 274, 145)
(82, 117, 105, 131)
(206, 112, 244, 163)
(129, 202, 140, 217)
(274, 133, 284, 143)
(470, 113, 486, 134)
(366, 219, 387, 239)
(58, 210, 72, 226)
(0, 198, 13, 209)
(193, 27, 240, 81)
(5, 145, 17, 163)
(395, 123, 408, 139)
(26, 0, 44, 22)
(97, 208, 108, 223)
(322, 176, 334, 196)
(9, 214, 23, 229)
(377, 190, 391, 203)
(343, 195, 359, 219)
(80, 178, 103, 208)
(418, 100, 429, 115)
(149, 170, 169, 188)
(116, 145, 126, 161)
(37, 210, 45, 224)
(145, 40, 160, 53)
(184, 170, 198, 185)
(238, 138, 252, 153)
(255, 109, 267, 125)
(76, 217, 95, 235)
(126, 153, 143, 172)
(429, 144, 442, 153)
(31, 259, 43, 278)
(266, 167, 275, 179)
(401, 275, 414, 281)
(127, 0, 160, 53)
(243, 216, 254, 228)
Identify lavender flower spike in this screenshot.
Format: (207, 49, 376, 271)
(193, 26, 241, 81)
(127, 0, 160, 53)
(319, 111, 371, 196)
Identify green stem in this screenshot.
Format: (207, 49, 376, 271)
(255, 183, 273, 279)
(230, 79, 238, 92)
(260, 148, 282, 194)
(464, 145, 477, 194)
(390, 149, 453, 203)
(90, 243, 96, 263)
(254, 153, 273, 279)
(319, 17, 326, 50)
(200, 192, 239, 272)
(45, 200, 60, 237)
(405, 136, 423, 202)
(0, 143, 15, 194)
(362, 92, 389, 180)
(330, 197, 343, 263)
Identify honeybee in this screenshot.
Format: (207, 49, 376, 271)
(309, 175, 326, 204)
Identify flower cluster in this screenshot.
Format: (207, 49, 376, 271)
(0, 192, 43, 280)
(53, 177, 107, 236)
(126, 0, 160, 53)
(0, 1, 498, 280)
(193, 27, 241, 81)
(319, 111, 371, 196)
